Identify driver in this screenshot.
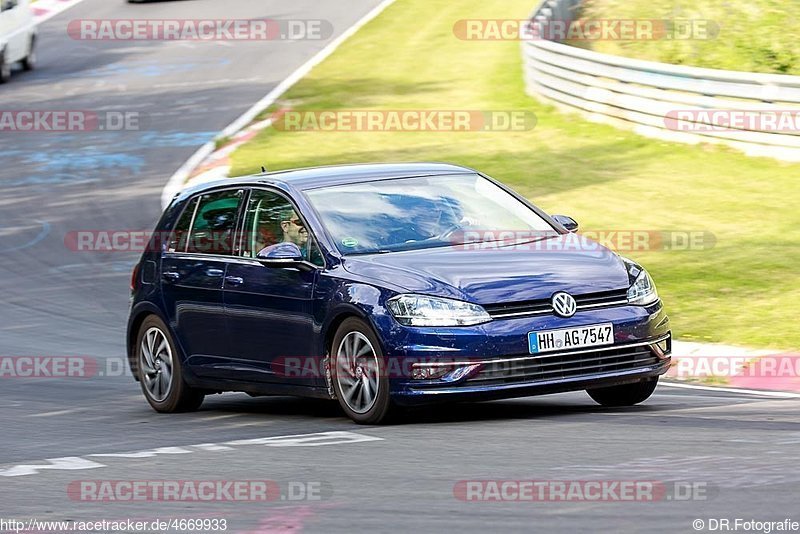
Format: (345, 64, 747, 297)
(279, 208, 308, 247)
(256, 207, 309, 257)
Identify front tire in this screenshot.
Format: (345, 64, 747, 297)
(586, 377, 658, 407)
(136, 315, 204, 413)
(330, 317, 393, 424)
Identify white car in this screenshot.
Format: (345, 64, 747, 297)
(0, 0, 36, 83)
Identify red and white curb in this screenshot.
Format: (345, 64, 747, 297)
(160, 0, 398, 209)
(31, 0, 86, 25)
(666, 340, 800, 396)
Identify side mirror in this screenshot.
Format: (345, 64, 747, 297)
(552, 214, 579, 233)
(256, 242, 304, 266)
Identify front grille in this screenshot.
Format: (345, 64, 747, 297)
(484, 288, 628, 319)
(483, 300, 551, 317)
(574, 289, 629, 307)
(466, 345, 660, 386)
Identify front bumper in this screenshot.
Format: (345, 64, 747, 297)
(380, 301, 670, 405)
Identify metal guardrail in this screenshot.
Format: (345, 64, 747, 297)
(522, 0, 800, 161)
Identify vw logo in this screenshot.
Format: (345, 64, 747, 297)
(551, 292, 577, 318)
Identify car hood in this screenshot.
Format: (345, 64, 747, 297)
(341, 234, 630, 305)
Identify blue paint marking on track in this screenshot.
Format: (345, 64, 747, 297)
(81, 58, 232, 79)
(138, 131, 218, 147)
(3, 173, 100, 187)
(0, 220, 51, 253)
(24, 151, 145, 173)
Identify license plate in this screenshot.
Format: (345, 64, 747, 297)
(528, 323, 614, 354)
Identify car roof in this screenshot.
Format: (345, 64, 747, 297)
(177, 162, 477, 202)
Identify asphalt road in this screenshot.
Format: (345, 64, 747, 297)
(2, 387, 800, 532)
(1, 1, 800, 532)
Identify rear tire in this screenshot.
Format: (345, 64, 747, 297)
(136, 315, 204, 413)
(22, 37, 36, 71)
(586, 377, 658, 407)
(330, 317, 393, 424)
(0, 51, 10, 84)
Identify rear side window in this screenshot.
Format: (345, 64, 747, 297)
(186, 190, 244, 255)
(167, 197, 198, 252)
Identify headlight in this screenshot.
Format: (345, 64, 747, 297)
(386, 294, 492, 327)
(627, 268, 659, 305)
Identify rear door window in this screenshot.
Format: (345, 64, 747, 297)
(186, 190, 244, 255)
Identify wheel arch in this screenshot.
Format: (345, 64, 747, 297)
(320, 302, 386, 399)
(323, 304, 371, 356)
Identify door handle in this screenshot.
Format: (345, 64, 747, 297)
(205, 268, 224, 277)
(162, 271, 181, 282)
(225, 276, 244, 286)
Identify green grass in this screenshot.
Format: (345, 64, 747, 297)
(230, 0, 800, 350)
(572, 0, 800, 74)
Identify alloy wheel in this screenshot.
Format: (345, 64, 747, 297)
(139, 326, 174, 402)
(335, 331, 380, 414)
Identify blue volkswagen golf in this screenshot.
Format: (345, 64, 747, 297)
(127, 163, 671, 424)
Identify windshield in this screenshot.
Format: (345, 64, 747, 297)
(305, 173, 557, 254)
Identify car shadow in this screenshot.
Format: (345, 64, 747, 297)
(393, 398, 667, 425)
(199, 393, 668, 425)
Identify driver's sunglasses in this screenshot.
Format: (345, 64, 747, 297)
(288, 218, 305, 229)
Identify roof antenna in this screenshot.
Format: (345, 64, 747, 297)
(261, 166, 267, 173)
